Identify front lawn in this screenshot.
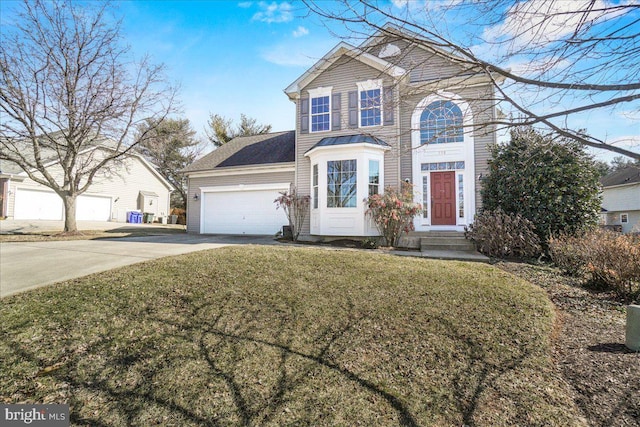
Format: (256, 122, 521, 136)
(0, 246, 581, 426)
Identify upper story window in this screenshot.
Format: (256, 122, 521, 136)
(327, 159, 357, 208)
(308, 86, 332, 133)
(420, 100, 463, 144)
(357, 80, 382, 127)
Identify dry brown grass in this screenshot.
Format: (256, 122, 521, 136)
(1, 246, 581, 426)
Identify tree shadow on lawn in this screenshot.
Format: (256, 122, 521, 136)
(3, 294, 548, 426)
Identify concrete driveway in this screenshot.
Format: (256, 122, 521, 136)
(0, 234, 276, 298)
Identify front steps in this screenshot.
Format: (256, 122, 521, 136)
(396, 231, 488, 262)
(418, 231, 476, 252)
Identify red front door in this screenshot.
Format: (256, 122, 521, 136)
(431, 171, 456, 225)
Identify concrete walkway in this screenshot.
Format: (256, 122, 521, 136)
(0, 234, 275, 298)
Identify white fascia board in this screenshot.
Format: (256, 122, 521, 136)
(602, 182, 640, 190)
(186, 163, 295, 179)
(305, 142, 391, 158)
(284, 42, 406, 98)
(200, 182, 291, 193)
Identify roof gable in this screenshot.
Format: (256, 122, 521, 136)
(284, 42, 406, 98)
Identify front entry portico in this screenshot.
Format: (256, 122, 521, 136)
(411, 92, 476, 232)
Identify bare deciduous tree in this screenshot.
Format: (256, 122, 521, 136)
(0, 0, 176, 232)
(303, 0, 640, 160)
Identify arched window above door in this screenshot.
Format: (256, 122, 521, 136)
(419, 100, 464, 145)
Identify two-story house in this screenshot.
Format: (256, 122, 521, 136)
(600, 166, 640, 233)
(183, 25, 500, 242)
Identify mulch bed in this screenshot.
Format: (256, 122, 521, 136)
(498, 262, 640, 427)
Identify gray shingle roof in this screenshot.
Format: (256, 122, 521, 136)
(182, 131, 295, 173)
(600, 166, 640, 187)
(305, 134, 390, 154)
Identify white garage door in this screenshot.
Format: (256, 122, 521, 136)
(77, 194, 111, 221)
(202, 187, 288, 235)
(14, 189, 63, 220)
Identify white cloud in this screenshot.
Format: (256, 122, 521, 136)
(292, 26, 308, 38)
(391, 0, 409, 7)
(238, 1, 253, 8)
(609, 135, 640, 148)
(252, 2, 293, 23)
(261, 44, 318, 67)
(482, 0, 623, 52)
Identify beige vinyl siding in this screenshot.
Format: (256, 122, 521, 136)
(365, 38, 471, 83)
(7, 153, 171, 220)
(186, 168, 294, 233)
(296, 55, 403, 235)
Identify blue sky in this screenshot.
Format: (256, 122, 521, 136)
(2, 1, 638, 162)
(117, 1, 336, 138)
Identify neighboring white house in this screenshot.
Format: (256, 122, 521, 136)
(0, 146, 173, 222)
(183, 24, 501, 239)
(600, 166, 640, 233)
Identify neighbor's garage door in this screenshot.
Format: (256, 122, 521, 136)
(201, 187, 288, 235)
(77, 194, 111, 221)
(14, 189, 111, 221)
(14, 189, 63, 220)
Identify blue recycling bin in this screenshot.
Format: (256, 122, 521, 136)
(127, 211, 142, 223)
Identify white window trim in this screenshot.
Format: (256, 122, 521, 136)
(308, 86, 332, 133)
(356, 79, 383, 128)
(621, 213, 629, 223)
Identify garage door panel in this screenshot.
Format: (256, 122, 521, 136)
(202, 189, 288, 235)
(14, 189, 63, 220)
(77, 195, 111, 221)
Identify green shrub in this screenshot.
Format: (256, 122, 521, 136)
(361, 236, 380, 249)
(465, 208, 542, 259)
(482, 126, 601, 248)
(550, 229, 640, 302)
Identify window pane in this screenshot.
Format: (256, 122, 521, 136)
(422, 175, 428, 218)
(360, 88, 381, 127)
(420, 100, 463, 144)
(368, 160, 379, 196)
(313, 164, 318, 209)
(327, 160, 357, 208)
(458, 174, 464, 218)
(311, 95, 330, 132)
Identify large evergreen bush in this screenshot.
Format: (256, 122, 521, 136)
(482, 126, 601, 246)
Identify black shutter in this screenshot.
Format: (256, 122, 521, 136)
(300, 98, 309, 134)
(348, 91, 358, 129)
(383, 86, 394, 126)
(332, 92, 341, 131)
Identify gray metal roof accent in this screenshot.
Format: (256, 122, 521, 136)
(139, 191, 159, 197)
(182, 131, 295, 173)
(305, 134, 390, 154)
(600, 166, 640, 187)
